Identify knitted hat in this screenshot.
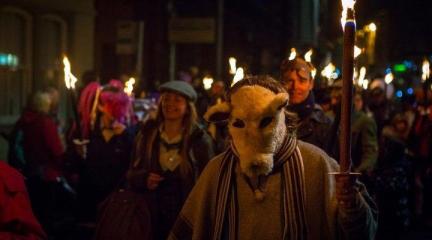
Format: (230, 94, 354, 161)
(159, 80, 197, 102)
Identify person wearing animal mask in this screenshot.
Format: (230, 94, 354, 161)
(168, 75, 377, 240)
(280, 57, 335, 157)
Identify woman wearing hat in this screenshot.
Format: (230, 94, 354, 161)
(127, 81, 215, 240)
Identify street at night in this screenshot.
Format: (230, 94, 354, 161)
(1, 0, 432, 239)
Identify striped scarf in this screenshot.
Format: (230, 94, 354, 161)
(213, 135, 308, 240)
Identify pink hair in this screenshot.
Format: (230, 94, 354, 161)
(78, 82, 101, 139)
(78, 79, 132, 138)
(99, 89, 131, 123)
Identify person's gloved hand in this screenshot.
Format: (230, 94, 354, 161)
(335, 173, 361, 209)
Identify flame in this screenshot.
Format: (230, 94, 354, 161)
(203, 76, 214, 90)
(321, 63, 336, 80)
(354, 45, 362, 59)
(288, 48, 297, 60)
(367, 22, 377, 32)
(304, 49, 313, 62)
(384, 72, 394, 84)
(311, 68, 317, 79)
(124, 77, 136, 96)
(229, 57, 237, 74)
(362, 79, 369, 90)
(358, 66, 366, 86)
(63, 56, 78, 89)
(422, 59, 430, 82)
(232, 67, 244, 86)
(341, 0, 356, 30)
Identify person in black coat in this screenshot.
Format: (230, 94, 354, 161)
(279, 57, 334, 156)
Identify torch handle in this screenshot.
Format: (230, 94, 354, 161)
(69, 90, 82, 139)
(340, 11, 356, 173)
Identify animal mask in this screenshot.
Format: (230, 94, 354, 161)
(205, 81, 289, 180)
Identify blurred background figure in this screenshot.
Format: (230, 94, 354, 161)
(127, 80, 215, 240)
(408, 85, 432, 229)
(10, 89, 72, 238)
(329, 84, 378, 176)
(374, 112, 412, 239)
(206, 80, 229, 154)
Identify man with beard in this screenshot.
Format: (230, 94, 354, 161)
(168, 76, 377, 240)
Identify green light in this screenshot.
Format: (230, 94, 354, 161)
(393, 64, 407, 72)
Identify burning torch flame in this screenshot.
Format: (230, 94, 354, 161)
(362, 79, 369, 90)
(232, 67, 244, 86)
(203, 76, 214, 90)
(422, 59, 430, 82)
(367, 22, 377, 32)
(289, 48, 297, 60)
(384, 72, 394, 84)
(63, 56, 78, 89)
(311, 68, 317, 79)
(304, 49, 313, 62)
(229, 57, 237, 75)
(353, 67, 358, 82)
(358, 66, 366, 86)
(124, 77, 136, 96)
(354, 46, 362, 59)
(341, 0, 356, 30)
(321, 63, 337, 79)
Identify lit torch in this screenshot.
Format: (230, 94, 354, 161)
(232, 67, 244, 86)
(422, 59, 430, 82)
(304, 49, 313, 63)
(358, 66, 366, 87)
(354, 45, 362, 59)
(321, 62, 337, 86)
(203, 75, 214, 90)
(229, 57, 237, 75)
(124, 77, 136, 96)
(338, 0, 358, 175)
(288, 48, 297, 60)
(63, 55, 81, 137)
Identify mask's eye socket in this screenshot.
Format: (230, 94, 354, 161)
(259, 116, 273, 128)
(232, 119, 245, 128)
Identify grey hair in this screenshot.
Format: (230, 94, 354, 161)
(29, 91, 52, 114)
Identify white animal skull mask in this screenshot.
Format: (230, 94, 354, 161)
(205, 83, 289, 179)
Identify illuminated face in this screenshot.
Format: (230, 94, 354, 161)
(161, 92, 188, 121)
(281, 70, 313, 104)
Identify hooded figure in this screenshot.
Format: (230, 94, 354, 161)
(168, 75, 377, 240)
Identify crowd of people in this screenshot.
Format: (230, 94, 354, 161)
(1, 56, 431, 240)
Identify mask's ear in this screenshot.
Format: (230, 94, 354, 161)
(269, 92, 289, 112)
(204, 102, 231, 122)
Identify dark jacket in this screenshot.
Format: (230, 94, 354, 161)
(0, 161, 47, 240)
(78, 125, 135, 221)
(127, 118, 215, 240)
(294, 104, 334, 155)
(351, 111, 378, 172)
